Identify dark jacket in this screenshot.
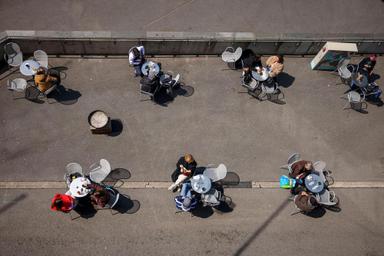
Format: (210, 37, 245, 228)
(289, 160, 311, 179)
(176, 157, 197, 177)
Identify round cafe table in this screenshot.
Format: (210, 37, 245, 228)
(191, 174, 212, 194)
(20, 60, 41, 76)
(69, 177, 91, 197)
(252, 67, 269, 81)
(141, 61, 160, 77)
(304, 173, 324, 194)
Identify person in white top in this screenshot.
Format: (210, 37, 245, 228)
(129, 46, 145, 77)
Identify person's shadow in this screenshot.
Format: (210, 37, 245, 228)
(154, 83, 195, 107)
(276, 72, 295, 88)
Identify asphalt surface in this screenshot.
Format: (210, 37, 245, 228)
(0, 188, 383, 256)
(1, 56, 384, 256)
(0, 0, 384, 34)
(0, 56, 384, 182)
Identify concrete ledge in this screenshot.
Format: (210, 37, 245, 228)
(1, 30, 384, 57)
(1, 181, 383, 189)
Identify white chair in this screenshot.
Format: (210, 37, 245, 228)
(3, 42, 23, 67)
(315, 189, 338, 206)
(337, 58, 352, 85)
(221, 47, 242, 63)
(203, 164, 228, 182)
(34, 50, 48, 68)
(7, 78, 27, 92)
(89, 159, 112, 183)
(341, 91, 367, 112)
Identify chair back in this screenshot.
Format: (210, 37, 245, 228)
(316, 189, 337, 206)
(89, 159, 112, 183)
(173, 74, 180, 84)
(7, 78, 27, 92)
(203, 164, 227, 182)
(34, 50, 48, 68)
(221, 47, 242, 63)
(4, 42, 23, 67)
(64, 162, 83, 187)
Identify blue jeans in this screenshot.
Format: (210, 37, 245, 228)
(133, 64, 142, 76)
(180, 182, 192, 198)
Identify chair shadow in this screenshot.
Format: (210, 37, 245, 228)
(48, 84, 81, 105)
(113, 194, 141, 214)
(153, 84, 195, 107)
(73, 196, 97, 219)
(305, 206, 326, 218)
(108, 119, 123, 137)
(191, 205, 214, 218)
(214, 201, 235, 214)
(103, 168, 131, 187)
(276, 72, 295, 88)
(221, 172, 240, 187)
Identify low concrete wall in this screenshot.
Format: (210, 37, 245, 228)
(1, 30, 384, 57)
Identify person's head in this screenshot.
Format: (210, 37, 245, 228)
(369, 54, 377, 62)
(182, 197, 192, 210)
(304, 162, 313, 171)
(36, 67, 46, 75)
(184, 154, 194, 164)
(132, 48, 140, 58)
(51, 198, 63, 211)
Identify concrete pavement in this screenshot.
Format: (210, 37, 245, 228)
(0, 188, 383, 256)
(1, 56, 384, 182)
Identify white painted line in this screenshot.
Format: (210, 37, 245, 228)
(0, 181, 384, 189)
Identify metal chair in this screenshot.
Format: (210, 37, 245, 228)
(341, 91, 367, 112)
(337, 58, 352, 85)
(221, 47, 242, 63)
(280, 153, 301, 173)
(315, 189, 338, 206)
(258, 78, 284, 102)
(89, 159, 112, 184)
(3, 42, 23, 67)
(64, 162, 83, 187)
(7, 78, 28, 99)
(33, 50, 49, 68)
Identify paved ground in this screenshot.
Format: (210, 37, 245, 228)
(1, 56, 384, 182)
(0, 188, 383, 256)
(0, 0, 384, 34)
(1, 56, 384, 256)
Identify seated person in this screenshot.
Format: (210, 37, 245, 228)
(289, 160, 313, 180)
(87, 183, 110, 208)
(34, 67, 59, 93)
(50, 193, 76, 213)
(241, 49, 262, 70)
(175, 183, 198, 212)
(294, 191, 318, 213)
(140, 75, 160, 95)
(359, 54, 377, 77)
(168, 154, 197, 191)
(265, 55, 284, 78)
(129, 46, 145, 77)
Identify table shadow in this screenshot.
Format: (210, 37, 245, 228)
(276, 72, 295, 88)
(108, 119, 123, 137)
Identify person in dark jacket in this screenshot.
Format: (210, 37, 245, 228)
(294, 191, 318, 213)
(289, 160, 313, 180)
(168, 154, 197, 191)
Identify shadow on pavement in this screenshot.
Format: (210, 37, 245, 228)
(103, 168, 131, 187)
(276, 72, 295, 88)
(0, 193, 27, 215)
(49, 84, 81, 105)
(233, 198, 291, 256)
(113, 194, 141, 214)
(154, 84, 195, 107)
(108, 119, 124, 137)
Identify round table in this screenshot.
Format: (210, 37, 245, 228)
(69, 177, 91, 197)
(252, 67, 269, 81)
(141, 61, 160, 77)
(191, 174, 212, 194)
(304, 173, 324, 194)
(20, 60, 41, 76)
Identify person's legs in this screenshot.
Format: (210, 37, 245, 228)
(180, 182, 192, 198)
(133, 65, 142, 77)
(171, 169, 180, 182)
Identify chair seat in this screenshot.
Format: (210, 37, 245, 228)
(221, 47, 242, 63)
(348, 91, 361, 103)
